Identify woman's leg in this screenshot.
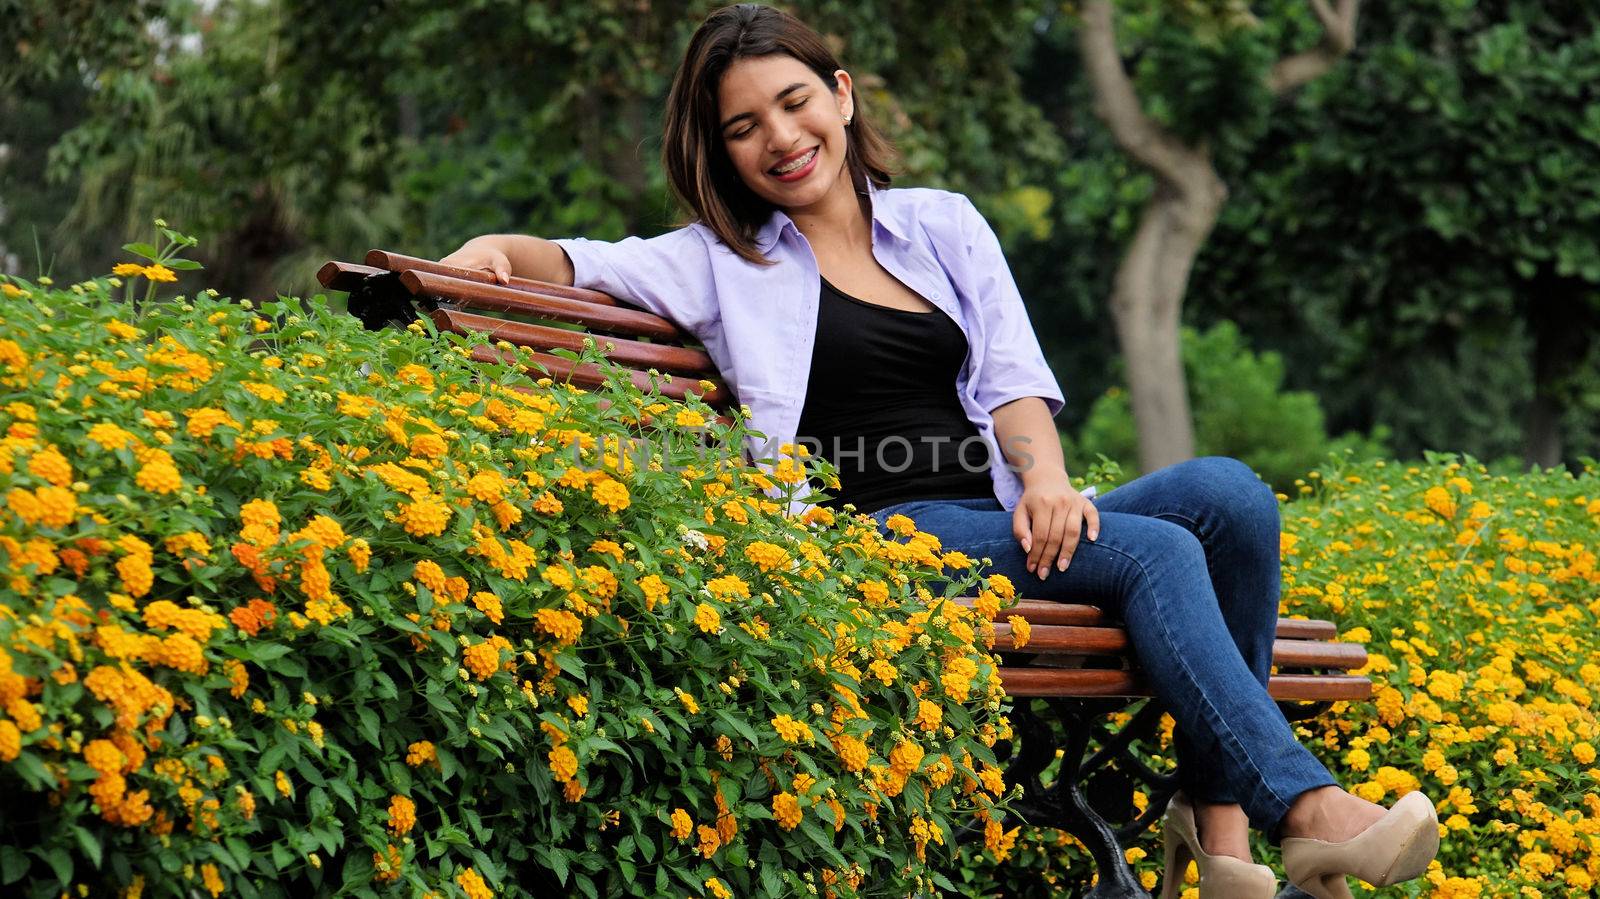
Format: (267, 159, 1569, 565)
(1089, 459, 1280, 805)
(870, 492, 1335, 834)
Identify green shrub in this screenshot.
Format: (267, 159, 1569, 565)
(1066, 320, 1387, 492)
(0, 244, 1017, 897)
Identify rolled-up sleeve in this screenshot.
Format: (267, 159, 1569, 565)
(552, 228, 720, 334)
(959, 197, 1065, 417)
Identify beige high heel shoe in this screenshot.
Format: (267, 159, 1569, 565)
(1160, 792, 1278, 899)
(1280, 791, 1440, 899)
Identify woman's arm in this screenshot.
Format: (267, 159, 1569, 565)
(439, 235, 575, 286)
(991, 393, 1099, 583)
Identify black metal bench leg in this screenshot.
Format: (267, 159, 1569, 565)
(1053, 709, 1152, 898)
(1004, 699, 1152, 898)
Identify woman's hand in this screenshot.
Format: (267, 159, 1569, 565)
(1012, 469, 1099, 580)
(439, 241, 514, 285)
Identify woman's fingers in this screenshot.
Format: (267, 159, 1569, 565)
(1012, 505, 1033, 554)
(1056, 499, 1087, 572)
(1085, 501, 1101, 543)
(439, 247, 512, 285)
(1026, 501, 1060, 579)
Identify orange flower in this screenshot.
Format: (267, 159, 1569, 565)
(386, 794, 416, 834)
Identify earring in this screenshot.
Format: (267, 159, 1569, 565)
(843, 113, 852, 125)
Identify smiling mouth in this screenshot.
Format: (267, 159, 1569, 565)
(770, 147, 818, 175)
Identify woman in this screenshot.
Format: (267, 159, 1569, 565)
(440, 5, 1438, 897)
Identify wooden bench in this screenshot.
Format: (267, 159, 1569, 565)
(319, 250, 1373, 898)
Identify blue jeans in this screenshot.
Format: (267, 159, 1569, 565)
(869, 456, 1335, 833)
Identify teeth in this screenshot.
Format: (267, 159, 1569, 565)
(773, 149, 816, 175)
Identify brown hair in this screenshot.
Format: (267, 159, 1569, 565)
(662, 4, 896, 264)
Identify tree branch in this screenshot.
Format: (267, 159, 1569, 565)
(1077, 0, 1192, 186)
(1268, 0, 1361, 96)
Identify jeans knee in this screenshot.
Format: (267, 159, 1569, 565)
(1191, 456, 1279, 533)
(1127, 520, 1208, 594)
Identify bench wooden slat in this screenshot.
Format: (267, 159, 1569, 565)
(989, 623, 1367, 672)
(433, 309, 718, 379)
(402, 270, 685, 343)
(991, 623, 1129, 654)
(468, 346, 733, 408)
(964, 597, 1339, 642)
(318, 260, 386, 292)
(1272, 639, 1367, 671)
(367, 250, 626, 308)
(998, 669, 1373, 701)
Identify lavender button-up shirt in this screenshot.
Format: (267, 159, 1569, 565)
(553, 186, 1064, 513)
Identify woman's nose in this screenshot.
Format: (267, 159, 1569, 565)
(765, 117, 801, 153)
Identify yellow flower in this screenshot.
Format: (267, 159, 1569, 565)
(675, 688, 700, 715)
(111, 262, 145, 277)
(694, 602, 721, 634)
(591, 477, 630, 513)
(889, 740, 925, 777)
(26, 448, 72, 487)
(772, 792, 803, 830)
(1007, 614, 1031, 649)
(274, 770, 292, 797)
(462, 642, 500, 680)
(386, 795, 416, 834)
(671, 808, 693, 840)
(347, 538, 371, 572)
(548, 746, 579, 782)
(771, 714, 813, 744)
(705, 575, 750, 601)
(134, 452, 182, 494)
(142, 264, 177, 283)
(985, 573, 1016, 600)
(405, 741, 436, 767)
(743, 540, 790, 571)
(1424, 485, 1457, 520)
(704, 877, 732, 899)
(472, 591, 504, 624)
(534, 608, 583, 646)
(638, 574, 670, 611)
(456, 867, 494, 899)
(884, 513, 916, 536)
(397, 493, 452, 536)
(1345, 748, 1371, 772)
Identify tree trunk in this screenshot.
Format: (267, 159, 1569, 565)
(1111, 177, 1225, 473)
(1523, 277, 1595, 470)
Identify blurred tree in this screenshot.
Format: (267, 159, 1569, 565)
(8, 0, 1057, 300)
(1187, 0, 1600, 467)
(1067, 320, 1387, 492)
(1071, 0, 1361, 473)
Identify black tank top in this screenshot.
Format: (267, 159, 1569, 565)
(795, 278, 994, 514)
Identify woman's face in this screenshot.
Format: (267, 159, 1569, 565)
(716, 54, 854, 215)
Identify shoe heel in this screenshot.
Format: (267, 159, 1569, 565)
(1160, 836, 1193, 899)
(1297, 872, 1354, 899)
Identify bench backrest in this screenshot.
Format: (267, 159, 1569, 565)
(318, 250, 733, 409)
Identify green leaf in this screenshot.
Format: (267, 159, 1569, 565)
(121, 242, 159, 259)
(71, 826, 102, 869)
(356, 706, 381, 746)
(1, 846, 28, 885)
(41, 847, 72, 887)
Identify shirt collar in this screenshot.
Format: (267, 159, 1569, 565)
(751, 181, 907, 255)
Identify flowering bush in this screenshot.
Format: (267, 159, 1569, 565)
(952, 454, 1600, 897)
(0, 250, 1018, 897)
